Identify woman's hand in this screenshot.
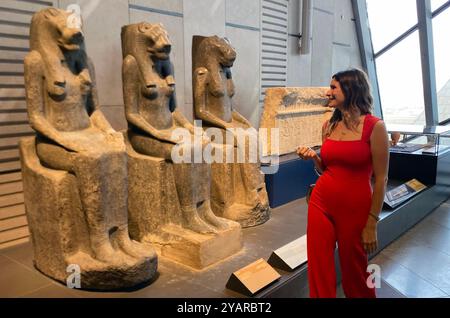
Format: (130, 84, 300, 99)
(297, 146, 318, 161)
(361, 217, 378, 254)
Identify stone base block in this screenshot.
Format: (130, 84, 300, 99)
(64, 251, 157, 290)
(125, 133, 243, 269)
(210, 161, 271, 228)
(145, 222, 242, 270)
(20, 137, 157, 290)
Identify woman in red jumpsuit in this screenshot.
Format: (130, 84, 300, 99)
(297, 69, 389, 298)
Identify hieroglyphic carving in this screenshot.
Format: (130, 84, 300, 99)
(260, 87, 333, 155)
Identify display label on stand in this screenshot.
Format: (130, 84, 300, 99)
(226, 258, 280, 296)
(267, 235, 307, 271)
(384, 179, 427, 209)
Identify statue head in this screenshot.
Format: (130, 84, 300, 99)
(30, 8, 85, 52)
(28, 8, 90, 97)
(121, 22, 171, 61)
(211, 36, 236, 68)
(193, 35, 236, 69)
(121, 22, 175, 90)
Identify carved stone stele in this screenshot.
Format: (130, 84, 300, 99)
(260, 87, 333, 155)
(121, 23, 242, 269)
(20, 8, 156, 289)
(192, 35, 270, 227)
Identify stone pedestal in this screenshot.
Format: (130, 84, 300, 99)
(125, 133, 243, 270)
(210, 160, 270, 228)
(20, 137, 157, 290)
(150, 224, 242, 269)
(191, 35, 271, 228)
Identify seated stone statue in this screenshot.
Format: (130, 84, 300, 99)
(21, 8, 156, 289)
(192, 35, 270, 227)
(121, 23, 242, 269)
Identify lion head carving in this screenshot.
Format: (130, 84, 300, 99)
(193, 35, 236, 71)
(29, 8, 90, 97)
(192, 35, 236, 98)
(121, 22, 174, 89)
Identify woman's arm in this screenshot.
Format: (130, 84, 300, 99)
(312, 151, 325, 174)
(369, 121, 389, 219)
(297, 147, 324, 174)
(296, 119, 328, 173)
(362, 120, 389, 254)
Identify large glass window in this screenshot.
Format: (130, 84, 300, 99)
(376, 31, 425, 125)
(366, 0, 450, 125)
(432, 6, 450, 122)
(366, 0, 417, 53)
(431, 0, 448, 11)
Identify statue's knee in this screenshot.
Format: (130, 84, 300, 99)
(36, 143, 74, 171)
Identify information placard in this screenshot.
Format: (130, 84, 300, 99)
(384, 179, 427, 209)
(226, 258, 281, 296)
(267, 235, 307, 271)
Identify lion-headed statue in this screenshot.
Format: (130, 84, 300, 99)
(192, 35, 236, 98)
(121, 22, 175, 109)
(29, 8, 91, 97)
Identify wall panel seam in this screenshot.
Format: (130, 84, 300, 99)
(129, 4, 183, 18)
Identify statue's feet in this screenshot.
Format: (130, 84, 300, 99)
(92, 240, 128, 265)
(198, 200, 230, 231)
(257, 186, 269, 207)
(182, 205, 218, 234)
(244, 189, 261, 208)
(221, 203, 252, 222)
(117, 230, 157, 260)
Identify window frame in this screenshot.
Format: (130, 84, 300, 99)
(352, 0, 450, 125)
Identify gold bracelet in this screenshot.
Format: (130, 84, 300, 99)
(368, 212, 380, 222)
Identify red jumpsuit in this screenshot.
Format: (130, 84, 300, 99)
(307, 114, 379, 298)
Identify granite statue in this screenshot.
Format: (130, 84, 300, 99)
(20, 8, 157, 289)
(192, 35, 270, 227)
(121, 23, 242, 269)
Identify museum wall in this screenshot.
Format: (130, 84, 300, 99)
(56, 0, 361, 129)
(0, 0, 361, 249)
(287, 0, 362, 87)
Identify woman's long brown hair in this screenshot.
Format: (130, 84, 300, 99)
(325, 68, 374, 137)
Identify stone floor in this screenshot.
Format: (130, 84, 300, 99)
(364, 200, 450, 298)
(0, 198, 309, 298)
(1, 196, 450, 298)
